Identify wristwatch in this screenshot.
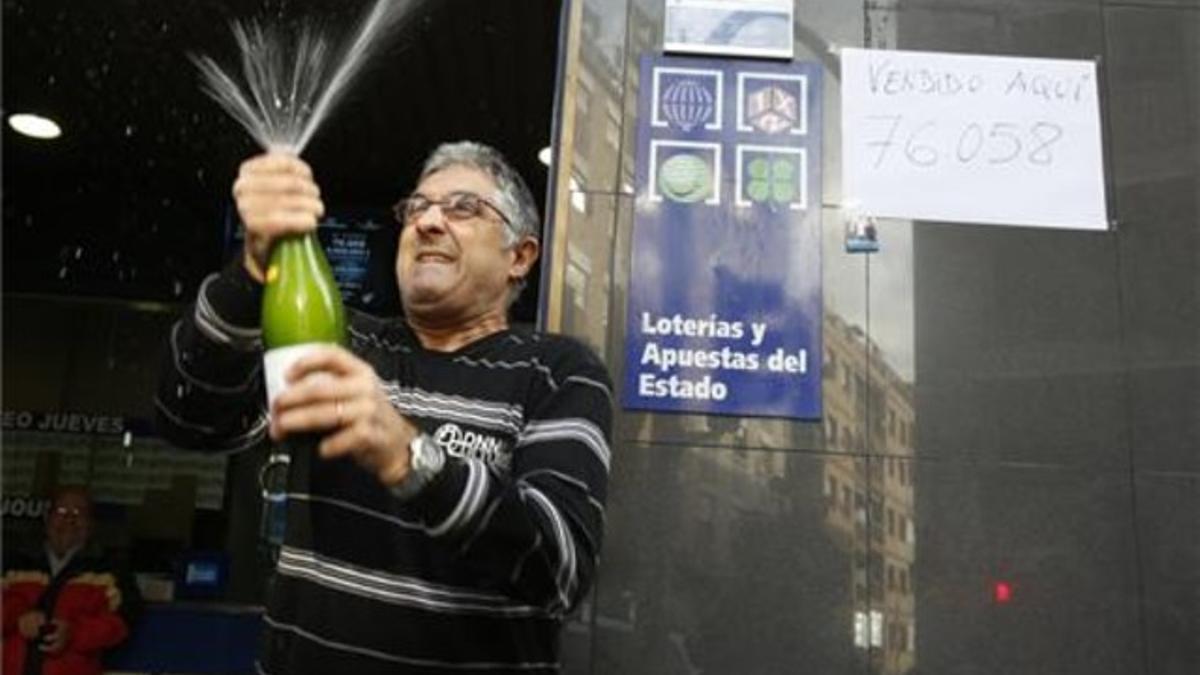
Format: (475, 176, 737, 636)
(390, 433, 445, 501)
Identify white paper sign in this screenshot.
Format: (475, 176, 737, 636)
(841, 48, 1108, 230)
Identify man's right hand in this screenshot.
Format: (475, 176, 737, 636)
(232, 153, 326, 283)
(16, 610, 45, 640)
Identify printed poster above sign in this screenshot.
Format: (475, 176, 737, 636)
(624, 55, 823, 420)
(664, 0, 794, 59)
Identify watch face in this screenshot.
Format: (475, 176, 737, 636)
(412, 435, 442, 473)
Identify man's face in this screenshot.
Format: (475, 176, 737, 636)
(46, 491, 91, 556)
(396, 165, 534, 325)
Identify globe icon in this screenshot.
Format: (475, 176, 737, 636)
(662, 79, 715, 132)
(658, 153, 712, 203)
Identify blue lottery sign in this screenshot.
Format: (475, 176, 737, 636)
(624, 55, 823, 419)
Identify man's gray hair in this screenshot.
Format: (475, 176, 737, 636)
(419, 141, 540, 247)
(418, 141, 540, 307)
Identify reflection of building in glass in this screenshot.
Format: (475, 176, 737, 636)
(571, 6, 625, 192)
(823, 311, 917, 674)
(620, 412, 853, 674)
(609, 310, 917, 673)
(555, 4, 628, 354)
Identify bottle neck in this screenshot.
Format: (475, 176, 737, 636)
(273, 230, 321, 262)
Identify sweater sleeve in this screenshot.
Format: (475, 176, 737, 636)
(155, 260, 270, 453)
(404, 340, 613, 616)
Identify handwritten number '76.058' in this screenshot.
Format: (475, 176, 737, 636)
(867, 115, 1064, 168)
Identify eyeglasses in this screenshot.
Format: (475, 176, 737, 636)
(51, 506, 86, 520)
(393, 191, 513, 231)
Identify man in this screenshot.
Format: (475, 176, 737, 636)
(3, 486, 141, 675)
(156, 142, 613, 673)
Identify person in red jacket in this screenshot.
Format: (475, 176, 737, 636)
(3, 486, 141, 675)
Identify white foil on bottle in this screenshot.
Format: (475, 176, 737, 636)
(263, 343, 326, 409)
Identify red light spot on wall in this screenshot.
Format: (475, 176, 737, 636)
(993, 581, 1013, 604)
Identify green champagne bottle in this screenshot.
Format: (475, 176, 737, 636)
(259, 230, 346, 550)
(261, 231, 347, 403)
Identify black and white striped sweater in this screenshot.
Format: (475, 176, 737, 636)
(156, 264, 613, 674)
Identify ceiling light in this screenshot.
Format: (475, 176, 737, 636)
(8, 113, 62, 139)
(538, 146, 553, 166)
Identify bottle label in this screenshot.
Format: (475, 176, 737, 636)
(263, 343, 326, 409)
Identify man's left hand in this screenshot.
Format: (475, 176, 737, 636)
(271, 345, 421, 487)
(38, 619, 71, 654)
